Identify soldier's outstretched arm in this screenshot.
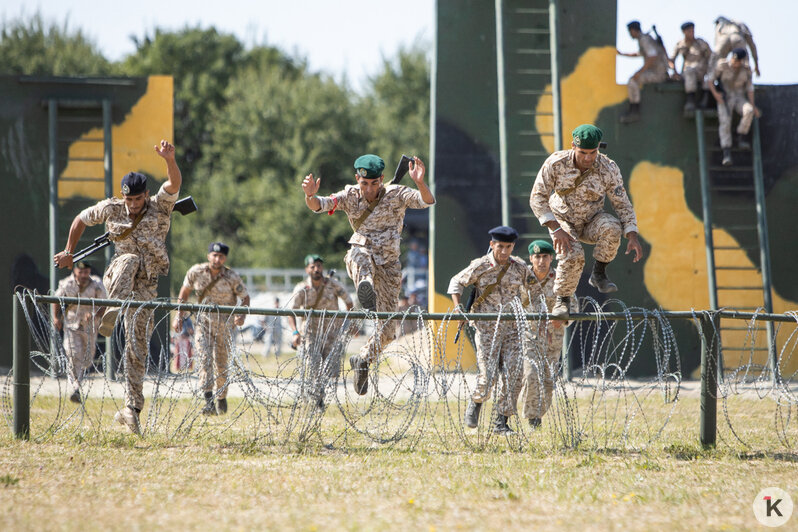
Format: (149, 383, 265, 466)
(302, 173, 322, 211)
(155, 140, 182, 194)
(54, 215, 87, 269)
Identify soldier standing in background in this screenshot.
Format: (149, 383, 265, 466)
(710, 48, 761, 167)
(618, 20, 670, 124)
(670, 21, 712, 115)
(52, 261, 107, 404)
(530, 125, 643, 319)
(173, 242, 250, 415)
(287, 254, 353, 408)
(448, 226, 536, 435)
(301, 154, 435, 395)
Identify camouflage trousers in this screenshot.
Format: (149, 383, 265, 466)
(195, 315, 234, 399)
(521, 324, 566, 420)
(718, 92, 755, 148)
(472, 321, 524, 417)
(63, 326, 97, 393)
(104, 253, 157, 411)
(682, 65, 706, 93)
(299, 318, 346, 402)
(627, 68, 668, 103)
(554, 212, 622, 297)
(345, 246, 402, 364)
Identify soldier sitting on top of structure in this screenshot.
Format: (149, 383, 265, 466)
(709, 47, 761, 167)
(618, 20, 670, 124)
(670, 21, 712, 116)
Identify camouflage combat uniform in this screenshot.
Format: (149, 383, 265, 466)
(182, 264, 248, 400)
(709, 19, 758, 79)
(711, 59, 755, 149)
(54, 274, 107, 394)
(448, 254, 534, 417)
(79, 183, 178, 411)
(673, 36, 712, 93)
(521, 268, 577, 421)
(290, 276, 353, 399)
(530, 150, 638, 298)
(628, 33, 669, 103)
(316, 184, 432, 363)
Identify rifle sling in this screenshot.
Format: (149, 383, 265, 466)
(309, 279, 327, 310)
(471, 262, 511, 310)
(111, 204, 148, 242)
(351, 187, 386, 232)
(198, 267, 228, 303)
(556, 169, 592, 197)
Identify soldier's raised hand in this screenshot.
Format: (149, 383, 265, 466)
(155, 140, 176, 160)
(302, 173, 321, 197)
(408, 157, 426, 184)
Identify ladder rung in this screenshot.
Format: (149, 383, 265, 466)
(515, 49, 552, 55)
(521, 111, 553, 116)
(714, 246, 758, 250)
(514, 8, 549, 14)
(709, 166, 753, 172)
(516, 69, 552, 75)
(714, 205, 755, 211)
(710, 186, 754, 191)
(721, 307, 760, 310)
(59, 116, 102, 123)
(716, 286, 764, 290)
(518, 90, 552, 96)
(519, 131, 553, 136)
(58, 177, 106, 182)
(715, 266, 759, 270)
(515, 29, 551, 35)
(62, 157, 104, 162)
(721, 347, 769, 352)
(720, 326, 755, 331)
(59, 137, 104, 143)
(712, 225, 757, 230)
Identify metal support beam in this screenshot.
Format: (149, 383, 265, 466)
(102, 99, 116, 379)
(699, 313, 718, 447)
(695, 111, 718, 311)
(752, 117, 778, 382)
(13, 295, 31, 440)
(495, 0, 510, 226)
(548, 0, 562, 152)
(48, 99, 58, 295)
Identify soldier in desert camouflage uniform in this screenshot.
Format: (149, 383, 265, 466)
(287, 254, 354, 408)
(709, 48, 761, 167)
(302, 154, 435, 395)
(54, 140, 182, 435)
(448, 226, 536, 435)
(530, 124, 643, 319)
(520, 240, 576, 428)
(173, 242, 250, 416)
(52, 261, 107, 404)
(710, 16, 760, 80)
(670, 21, 712, 114)
(618, 20, 670, 123)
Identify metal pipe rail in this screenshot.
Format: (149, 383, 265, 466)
(12, 293, 797, 446)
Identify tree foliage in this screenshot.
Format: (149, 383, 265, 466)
(0, 13, 113, 75)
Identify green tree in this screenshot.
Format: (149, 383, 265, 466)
(0, 13, 113, 75)
(170, 60, 369, 287)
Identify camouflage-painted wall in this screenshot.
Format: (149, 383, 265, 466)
(431, 0, 798, 375)
(1, 76, 173, 367)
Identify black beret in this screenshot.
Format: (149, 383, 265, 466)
(121, 172, 147, 195)
(731, 47, 747, 60)
(488, 225, 519, 243)
(208, 242, 230, 255)
(627, 20, 641, 31)
(681, 21, 694, 31)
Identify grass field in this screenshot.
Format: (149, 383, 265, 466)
(2, 391, 797, 531)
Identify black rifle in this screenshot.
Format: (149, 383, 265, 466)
(72, 196, 198, 262)
(651, 25, 667, 56)
(390, 154, 414, 185)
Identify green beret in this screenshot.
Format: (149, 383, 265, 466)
(528, 240, 554, 255)
(353, 154, 385, 179)
(304, 254, 323, 266)
(572, 124, 603, 150)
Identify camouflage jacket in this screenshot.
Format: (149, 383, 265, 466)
(673, 37, 711, 71)
(290, 276, 352, 333)
(638, 33, 669, 74)
(530, 150, 638, 235)
(316, 184, 433, 265)
(711, 59, 753, 95)
(182, 263, 248, 306)
(80, 184, 178, 279)
(447, 253, 535, 313)
(54, 274, 107, 330)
